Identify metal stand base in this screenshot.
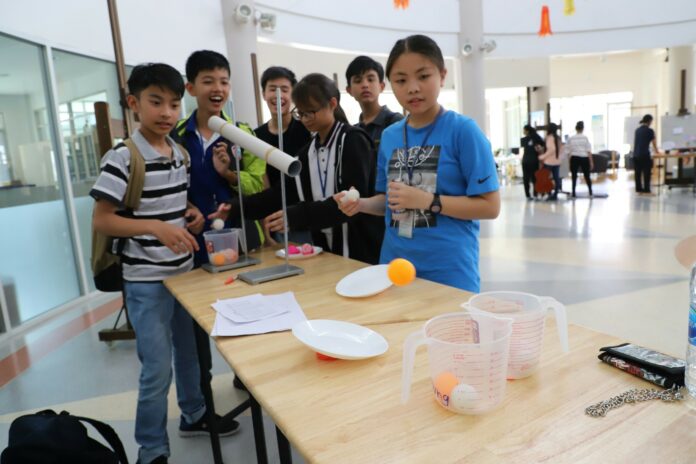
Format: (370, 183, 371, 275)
(238, 264, 304, 285)
(201, 255, 261, 273)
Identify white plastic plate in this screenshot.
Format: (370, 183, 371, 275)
(275, 246, 323, 260)
(291, 319, 389, 360)
(335, 264, 392, 298)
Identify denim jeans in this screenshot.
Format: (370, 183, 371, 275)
(125, 281, 206, 463)
(545, 164, 561, 195)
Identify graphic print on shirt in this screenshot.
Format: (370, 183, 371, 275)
(388, 143, 440, 228)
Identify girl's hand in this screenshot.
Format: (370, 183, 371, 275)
(262, 216, 279, 246)
(208, 203, 232, 222)
(387, 181, 433, 211)
(212, 142, 231, 176)
(334, 191, 361, 217)
(264, 210, 286, 232)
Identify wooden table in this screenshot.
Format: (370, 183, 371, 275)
(165, 247, 472, 331)
(166, 248, 696, 464)
(653, 152, 696, 193)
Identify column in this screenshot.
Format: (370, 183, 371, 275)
(220, 0, 259, 124)
(528, 86, 550, 126)
(457, 0, 486, 129)
(668, 46, 694, 116)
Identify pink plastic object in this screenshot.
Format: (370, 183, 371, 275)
(301, 243, 314, 255)
(287, 245, 301, 255)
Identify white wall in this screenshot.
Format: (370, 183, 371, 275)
(256, 0, 696, 59)
(0, 0, 227, 72)
(550, 50, 668, 112)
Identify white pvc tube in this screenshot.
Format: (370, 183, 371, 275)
(208, 116, 301, 177)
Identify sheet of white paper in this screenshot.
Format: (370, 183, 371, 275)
(212, 293, 288, 323)
(211, 292, 307, 337)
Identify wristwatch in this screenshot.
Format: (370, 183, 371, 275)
(429, 194, 442, 215)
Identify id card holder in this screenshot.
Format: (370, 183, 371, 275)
(397, 211, 414, 238)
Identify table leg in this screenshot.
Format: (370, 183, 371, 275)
(193, 322, 224, 463)
(250, 395, 268, 464)
(276, 426, 293, 464)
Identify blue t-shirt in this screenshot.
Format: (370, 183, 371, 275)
(375, 110, 498, 292)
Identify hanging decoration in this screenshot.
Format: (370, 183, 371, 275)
(564, 0, 575, 16)
(394, 0, 409, 9)
(538, 5, 552, 36)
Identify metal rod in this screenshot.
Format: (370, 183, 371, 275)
(228, 98, 249, 255)
(276, 426, 293, 464)
(250, 396, 269, 464)
(277, 88, 290, 269)
(193, 322, 224, 464)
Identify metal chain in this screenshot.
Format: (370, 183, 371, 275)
(585, 386, 684, 417)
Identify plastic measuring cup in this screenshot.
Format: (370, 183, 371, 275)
(402, 312, 513, 415)
(203, 228, 240, 266)
(462, 291, 569, 379)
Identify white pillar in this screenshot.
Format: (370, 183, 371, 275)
(220, 0, 259, 124)
(528, 86, 550, 124)
(668, 46, 694, 115)
(457, 0, 486, 129)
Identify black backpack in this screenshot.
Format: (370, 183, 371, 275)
(1, 409, 129, 464)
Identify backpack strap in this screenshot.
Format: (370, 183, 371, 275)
(59, 411, 129, 464)
(175, 143, 191, 168)
(122, 139, 145, 211)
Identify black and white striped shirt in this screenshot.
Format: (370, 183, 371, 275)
(90, 129, 193, 282)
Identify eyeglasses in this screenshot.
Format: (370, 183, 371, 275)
(291, 107, 320, 121)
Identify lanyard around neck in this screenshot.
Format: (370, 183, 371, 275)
(402, 106, 444, 184)
(314, 124, 341, 197)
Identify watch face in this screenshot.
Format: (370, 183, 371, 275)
(431, 205, 441, 214)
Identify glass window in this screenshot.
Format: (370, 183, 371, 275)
(0, 34, 81, 325)
(53, 50, 125, 292)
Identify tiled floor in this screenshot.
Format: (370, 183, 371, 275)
(1, 172, 693, 463)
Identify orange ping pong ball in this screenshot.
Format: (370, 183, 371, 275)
(387, 258, 416, 286)
(433, 372, 459, 398)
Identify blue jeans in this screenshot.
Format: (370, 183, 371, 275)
(125, 281, 206, 463)
(545, 165, 561, 195)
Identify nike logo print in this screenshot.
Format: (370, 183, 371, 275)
(477, 176, 491, 184)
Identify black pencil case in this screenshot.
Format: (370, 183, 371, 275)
(598, 343, 685, 389)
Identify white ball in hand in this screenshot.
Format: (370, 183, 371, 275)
(211, 218, 224, 230)
(340, 188, 360, 204)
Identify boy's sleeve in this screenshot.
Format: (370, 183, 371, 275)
(235, 123, 266, 195)
(89, 148, 129, 207)
(457, 118, 499, 196)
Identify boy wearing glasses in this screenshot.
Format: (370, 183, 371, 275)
(254, 66, 311, 190)
(345, 56, 403, 149)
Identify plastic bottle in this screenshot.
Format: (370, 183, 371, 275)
(686, 264, 696, 398)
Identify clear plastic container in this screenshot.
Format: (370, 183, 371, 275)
(402, 312, 513, 415)
(203, 228, 240, 266)
(462, 291, 569, 379)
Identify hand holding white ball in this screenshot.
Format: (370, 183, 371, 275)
(211, 218, 225, 231)
(340, 188, 360, 204)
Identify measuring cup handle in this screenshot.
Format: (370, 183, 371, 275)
(401, 330, 427, 404)
(540, 296, 569, 352)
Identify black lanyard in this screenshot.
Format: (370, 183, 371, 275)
(402, 106, 444, 184)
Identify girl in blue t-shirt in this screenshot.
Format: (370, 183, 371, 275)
(335, 34, 500, 292)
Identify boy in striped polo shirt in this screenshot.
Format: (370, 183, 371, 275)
(91, 63, 236, 464)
